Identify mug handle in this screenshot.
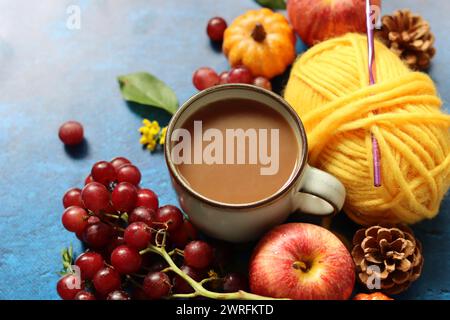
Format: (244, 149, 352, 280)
(294, 165, 346, 216)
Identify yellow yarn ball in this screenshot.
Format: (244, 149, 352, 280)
(284, 33, 450, 225)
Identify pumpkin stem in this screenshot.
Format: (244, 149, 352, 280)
(251, 23, 266, 42)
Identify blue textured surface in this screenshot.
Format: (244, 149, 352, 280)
(0, 0, 448, 300)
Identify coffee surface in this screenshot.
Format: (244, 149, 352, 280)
(175, 99, 299, 204)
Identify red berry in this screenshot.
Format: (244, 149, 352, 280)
(104, 235, 126, 259)
(57, 274, 84, 300)
(61, 206, 89, 233)
(184, 240, 214, 269)
(116, 164, 141, 186)
(82, 222, 113, 249)
(170, 219, 198, 248)
(74, 290, 96, 300)
(219, 71, 229, 84)
(129, 206, 155, 227)
(111, 245, 142, 274)
(145, 258, 168, 273)
(132, 287, 150, 300)
(93, 267, 121, 296)
(207, 17, 227, 42)
(91, 161, 116, 186)
(192, 67, 220, 90)
(75, 252, 104, 280)
(136, 189, 159, 212)
(252, 76, 272, 91)
(155, 205, 183, 232)
(81, 182, 111, 213)
(62, 188, 83, 208)
(58, 121, 84, 146)
(173, 265, 203, 294)
(107, 290, 130, 300)
(84, 175, 94, 185)
(111, 182, 137, 213)
(124, 222, 152, 250)
(223, 273, 248, 293)
(143, 272, 171, 299)
(228, 66, 253, 84)
(110, 157, 131, 172)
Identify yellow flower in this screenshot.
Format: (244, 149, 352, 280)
(146, 139, 157, 151)
(139, 118, 165, 152)
(159, 127, 168, 145)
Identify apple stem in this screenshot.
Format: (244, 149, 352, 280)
(292, 261, 309, 273)
(251, 23, 266, 42)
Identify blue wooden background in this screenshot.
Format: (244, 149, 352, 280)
(0, 0, 448, 300)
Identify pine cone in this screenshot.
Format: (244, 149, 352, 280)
(376, 9, 436, 71)
(351, 224, 423, 295)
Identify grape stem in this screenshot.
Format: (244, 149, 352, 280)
(140, 245, 280, 300)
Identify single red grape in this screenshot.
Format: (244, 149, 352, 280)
(223, 273, 248, 293)
(132, 287, 150, 300)
(143, 272, 172, 299)
(192, 67, 220, 91)
(74, 290, 96, 300)
(85, 175, 94, 185)
(87, 215, 100, 225)
(110, 157, 131, 172)
(219, 71, 229, 84)
(155, 205, 183, 232)
(111, 245, 142, 274)
(75, 252, 105, 280)
(228, 66, 253, 84)
(111, 182, 137, 213)
(252, 76, 272, 91)
(172, 265, 204, 294)
(107, 290, 130, 300)
(57, 274, 84, 300)
(124, 222, 152, 250)
(61, 206, 89, 233)
(129, 206, 155, 227)
(62, 188, 83, 208)
(170, 219, 198, 248)
(81, 182, 111, 213)
(136, 188, 159, 212)
(91, 161, 116, 186)
(116, 164, 141, 186)
(82, 222, 113, 249)
(144, 257, 168, 273)
(104, 235, 126, 260)
(184, 240, 214, 269)
(58, 121, 84, 146)
(92, 267, 121, 296)
(207, 17, 227, 42)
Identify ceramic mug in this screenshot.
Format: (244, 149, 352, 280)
(164, 84, 346, 242)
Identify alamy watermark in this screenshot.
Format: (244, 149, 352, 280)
(365, 265, 382, 290)
(66, 5, 81, 30)
(170, 121, 280, 176)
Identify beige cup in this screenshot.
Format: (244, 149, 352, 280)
(164, 84, 345, 242)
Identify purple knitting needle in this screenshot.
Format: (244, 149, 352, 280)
(366, 0, 381, 187)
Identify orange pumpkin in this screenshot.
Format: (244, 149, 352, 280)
(223, 8, 296, 79)
(353, 292, 393, 300)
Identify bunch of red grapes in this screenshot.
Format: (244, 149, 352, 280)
(57, 157, 247, 300)
(192, 16, 272, 92)
(193, 65, 272, 92)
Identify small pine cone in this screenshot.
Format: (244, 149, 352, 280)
(376, 9, 436, 71)
(351, 224, 423, 295)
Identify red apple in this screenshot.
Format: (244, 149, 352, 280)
(249, 223, 355, 300)
(287, 0, 382, 46)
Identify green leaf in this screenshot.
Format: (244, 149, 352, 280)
(255, 0, 286, 10)
(118, 72, 178, 114)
